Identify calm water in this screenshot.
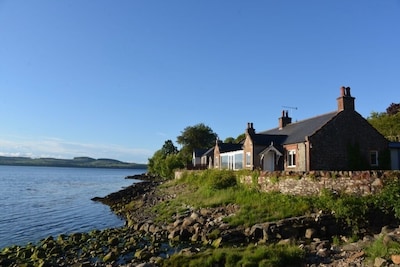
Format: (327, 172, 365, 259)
(0, 165, 146, 249)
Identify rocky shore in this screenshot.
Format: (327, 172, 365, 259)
(1, 173, 400, 266)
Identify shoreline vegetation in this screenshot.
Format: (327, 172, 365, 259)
(0, 156, 147, 169)
(2, 170, 400, 266)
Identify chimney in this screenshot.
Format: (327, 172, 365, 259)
(337, 86, 355, 111)
(279, 110, 292, 129)
(246, 122, 255, 135)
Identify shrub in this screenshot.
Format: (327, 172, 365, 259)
(372, 178, 400, 219)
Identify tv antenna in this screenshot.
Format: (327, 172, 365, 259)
(282, 106, 298, 111)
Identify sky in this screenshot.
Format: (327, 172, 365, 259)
(0, 1, 399, 163)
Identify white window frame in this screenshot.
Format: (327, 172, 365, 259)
(219, 150, 244, 170)
(370, 150, 378, 166)
(246, 152, 251, 167)
(287, 150, 296, 167)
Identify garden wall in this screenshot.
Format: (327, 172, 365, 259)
(175, 170, 400, 196)
(241, 170, 400, 196)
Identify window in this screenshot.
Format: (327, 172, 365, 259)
(370, 151, 378, 166)
(215, 156, 219, 168)
(235, 153, 243, 169)
(246, 152, 251, 167)
(218, 151, 244, 170)
(287, 150, 296, 167)
(221, 155, 229, 169)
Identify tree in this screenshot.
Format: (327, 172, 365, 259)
(176, 123, 218, 162)
(224, 133, 245, 144)
(386, 103, 400, 116)
(224, 137, 235, 143)
(161, 139, 178, 155)
(235, 133, 246, 143)
(368, 111, 400, 141)
(148, 140, 183, 179)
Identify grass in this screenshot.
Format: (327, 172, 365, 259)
(365, 235, 400, 262)
(152, 169, 400, 234)
(160, 244, 305, 267)
(153, 169, 313, 226)
(144, 169, 400, 266)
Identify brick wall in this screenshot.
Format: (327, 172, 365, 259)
(309, 110, 389, 170)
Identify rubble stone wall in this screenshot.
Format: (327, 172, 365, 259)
(241, 170, 400, 196)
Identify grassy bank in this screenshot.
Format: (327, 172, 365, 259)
(152, 169, 400, 231)
(151, 169, 400, 266)
(2, 169, 400, 266)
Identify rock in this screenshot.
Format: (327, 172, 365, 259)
(173, 219, 182, 228)
(374, 257, 387, 267)
(277, 238, 292, 245)
(381, 225, 394, 235)
(179, 228, 192, 241)
(316, 248, 330, 258)
(190, 212, 200, 221)
(391, 254, 400, 264)
(305, 228, 317, 239)
(191, 233, 200, 242)
(108, 237, 119, 246)
(136, 263, 156, 267)
(342, 243, 360, 252)
(249, 225, 265, 241)
(372, 178, 383, 187)
(168, 229, 180, 240)
(383, 234, 394, 246)
(221, 229, 247, 244)
(181, 217, 194, 228)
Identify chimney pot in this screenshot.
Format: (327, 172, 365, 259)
(345, 87, 351, 96)
(340, 86, 345, 96)
(279, 111, 292, 129)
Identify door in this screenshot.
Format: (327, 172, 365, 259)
(263, 151, 275, 171)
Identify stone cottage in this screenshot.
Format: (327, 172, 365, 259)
(211, 87, 390, 171)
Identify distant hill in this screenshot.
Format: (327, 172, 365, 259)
(0, 156, 147, 169)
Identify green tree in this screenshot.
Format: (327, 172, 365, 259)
(161, 139, 178, 155)
(386, 102, 400, 116)
(368, 111, 400, 141)
(148, 140, 184, 179)
(176, 123, 218, 163)
(224, 137, 235, 143)
(235, 133, 246, 143)
(224, 133, 245, 144)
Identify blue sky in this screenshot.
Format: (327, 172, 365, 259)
(1, 1, 399, 163)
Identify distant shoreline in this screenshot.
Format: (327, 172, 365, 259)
(0, 156, 147, 169)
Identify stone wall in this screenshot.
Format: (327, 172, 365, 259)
(240, 170, 400, 196)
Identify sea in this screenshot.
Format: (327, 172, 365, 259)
(0, 165, 145, 249)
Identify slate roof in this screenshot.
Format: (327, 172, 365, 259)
(250, 134, 287, 146)
(260, 111, 338, 145)
(193, 148, 208, 157)
(202, 147, 214, 157)
(217, 142, 243, 153)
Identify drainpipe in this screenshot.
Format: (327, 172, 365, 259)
(305, 136, 309, 172)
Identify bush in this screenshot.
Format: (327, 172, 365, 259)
(314, 189, 370, 233)
(372, 178, 400, 219)
(182, 169, 238, 190)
